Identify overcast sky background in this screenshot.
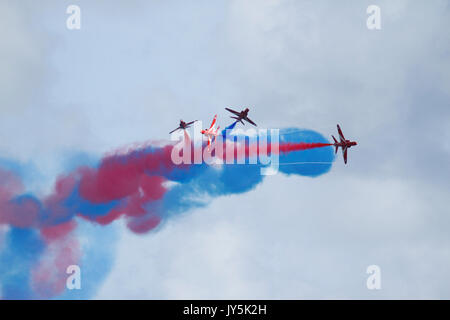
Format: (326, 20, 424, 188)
(1, 0, 449, 299)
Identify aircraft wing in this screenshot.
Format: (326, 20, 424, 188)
(225, 108, 241, 116)
(169, 127, 180, 134)
(337, 124, 346, 142)
(209, 115, 217, 130)
(186, 120, 197, 126)
(244, 116, 257, 126)
(342, 146, 348, 164)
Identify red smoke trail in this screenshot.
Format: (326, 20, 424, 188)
(79, 139, 331, 231)
(199, 141, 332, 163)
(31, 232, 81, 299)
(278, 142, 332, 154)
(32, 220, 81, 298)
(0, 140, 331, 232)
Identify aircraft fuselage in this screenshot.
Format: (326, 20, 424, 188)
(334, 140, 357, 148)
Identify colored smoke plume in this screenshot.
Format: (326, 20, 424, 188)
(0, 126, 334, 299)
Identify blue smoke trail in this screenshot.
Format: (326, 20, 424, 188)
(0, 127, 334, 299)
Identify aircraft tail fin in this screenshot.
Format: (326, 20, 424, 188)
(332, 135, 339, 154)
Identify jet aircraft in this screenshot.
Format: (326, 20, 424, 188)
(332, 124, 357, 164)
(201, 115, 221, 147)
(225, 107, 257, 126)
(169, 119, 197, 134)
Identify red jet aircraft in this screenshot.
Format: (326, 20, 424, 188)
(169, 119, 197, 134)
(225, 107, 257, 126)
(201, 114, 221, 148)
(332, 124, 357, 164)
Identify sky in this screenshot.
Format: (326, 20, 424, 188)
(0, 0, 449, 299)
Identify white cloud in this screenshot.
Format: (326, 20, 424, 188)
(97, 172, 450, 299)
